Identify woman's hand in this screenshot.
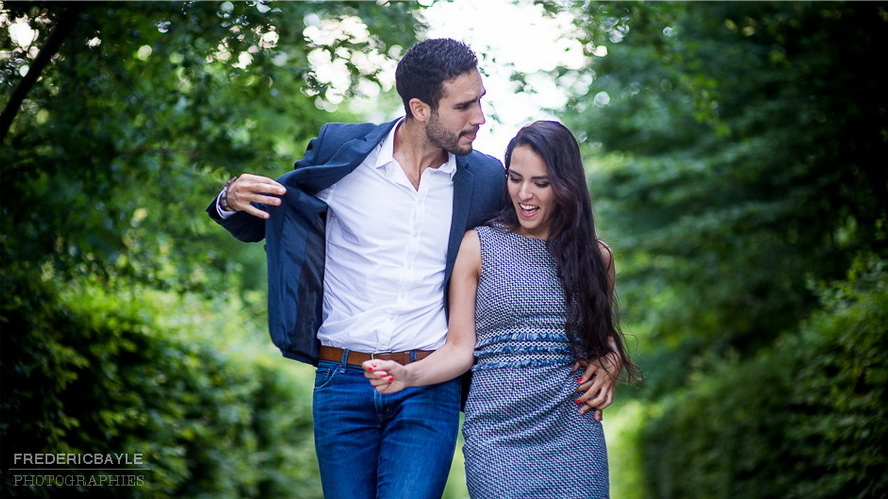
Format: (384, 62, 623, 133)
(362, 359, 410, 394)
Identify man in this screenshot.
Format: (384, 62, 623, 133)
(207, 38, 505, 498)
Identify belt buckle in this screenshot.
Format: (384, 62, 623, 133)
(370, 351, 394, 361)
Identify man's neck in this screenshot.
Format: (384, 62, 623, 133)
(393, 118, 448, 190)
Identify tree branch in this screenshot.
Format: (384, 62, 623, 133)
(1, 4, 82, 144)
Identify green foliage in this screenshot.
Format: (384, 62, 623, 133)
(603, 400, 649, 499)
(1, 265, 321, 497)
(639, 255, 888, 498)
(1, 1, 421, 293)
(1, 2, 425, 495)
(549, 0, 888, 394)
(532, 2, 888, 495)
(6, 1, 885, 496)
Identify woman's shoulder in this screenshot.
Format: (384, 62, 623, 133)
(473, 222, 511, 239)
(596, 239, 613, 254)
(596, 239, 615, 269)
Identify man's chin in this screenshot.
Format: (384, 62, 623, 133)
(452, 145, 474, 156)
(450, 138, 475, 156)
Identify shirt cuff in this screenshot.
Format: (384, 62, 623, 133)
(215, 191, 237, 219)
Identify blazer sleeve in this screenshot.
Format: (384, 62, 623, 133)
(204, 198, 267, 243)
(205, 124, 334, 242)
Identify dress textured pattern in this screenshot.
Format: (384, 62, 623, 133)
(462, 224, 610, 499)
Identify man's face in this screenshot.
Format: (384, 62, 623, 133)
(426, 69, 486, 156)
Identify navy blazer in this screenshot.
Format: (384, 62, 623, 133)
(208, 119, 506, 365)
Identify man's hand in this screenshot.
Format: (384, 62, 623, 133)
(572, 352, 622, 421)
(224, 174, 286, 219)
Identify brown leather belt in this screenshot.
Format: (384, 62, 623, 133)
(318, 346, 433, 367)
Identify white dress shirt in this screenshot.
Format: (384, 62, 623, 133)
(315, 121, 456, 353)
(217, 122, 457, 352)
(217, 124, 456, 352)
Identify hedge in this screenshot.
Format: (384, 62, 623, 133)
(640, 255, 887, 498)
(1, 268, 321, 498)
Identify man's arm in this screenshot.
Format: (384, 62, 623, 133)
(206, 122, 328, 241)
(218, 174, 286, 219)
(205, 173, 286, 243)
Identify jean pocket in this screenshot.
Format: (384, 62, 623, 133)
(313, 363, 340, 390)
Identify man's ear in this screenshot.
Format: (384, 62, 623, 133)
(408, 98, 432, 123)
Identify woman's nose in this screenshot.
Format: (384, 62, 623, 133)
(517, 183, 532, 200)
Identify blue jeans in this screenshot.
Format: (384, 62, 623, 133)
(312, 357, 461, 499)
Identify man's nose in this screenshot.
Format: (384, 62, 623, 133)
(471, 104, 486, 126)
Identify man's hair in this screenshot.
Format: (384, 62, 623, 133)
(395, 38, 478, 118)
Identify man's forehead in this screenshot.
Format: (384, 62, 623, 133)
(440, 69, 485, 101)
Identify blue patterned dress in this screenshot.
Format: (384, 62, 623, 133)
(462, 225, 610, 498)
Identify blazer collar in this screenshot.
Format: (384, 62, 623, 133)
(284, 119, 399, 192)
(323, 119, 398, 170)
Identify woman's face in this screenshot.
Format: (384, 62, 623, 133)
(507, 145, 555, 239)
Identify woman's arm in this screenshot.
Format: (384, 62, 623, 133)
(364, 230, 481, 393)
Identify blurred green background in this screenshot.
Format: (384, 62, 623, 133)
(2, 1, 885, 497)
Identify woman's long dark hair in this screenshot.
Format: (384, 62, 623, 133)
(497, 120, 637, 380)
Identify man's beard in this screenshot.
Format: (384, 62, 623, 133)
(427, 111, 474, 156)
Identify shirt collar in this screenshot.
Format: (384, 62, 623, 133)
(375, 118, 458, 180)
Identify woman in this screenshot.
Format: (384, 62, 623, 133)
(364, 120, 638, 498)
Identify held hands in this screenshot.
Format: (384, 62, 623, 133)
(364, 355, 621, 418)
(224, 174, 286, 219)
(362, 360, 410, 394)
(572, 352, 623, 421)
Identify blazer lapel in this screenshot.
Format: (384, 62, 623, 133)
(283, 120, 398, 193)
(445, 157, 475, 280)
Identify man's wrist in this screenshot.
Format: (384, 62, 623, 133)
(219, 175, 239, 211)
